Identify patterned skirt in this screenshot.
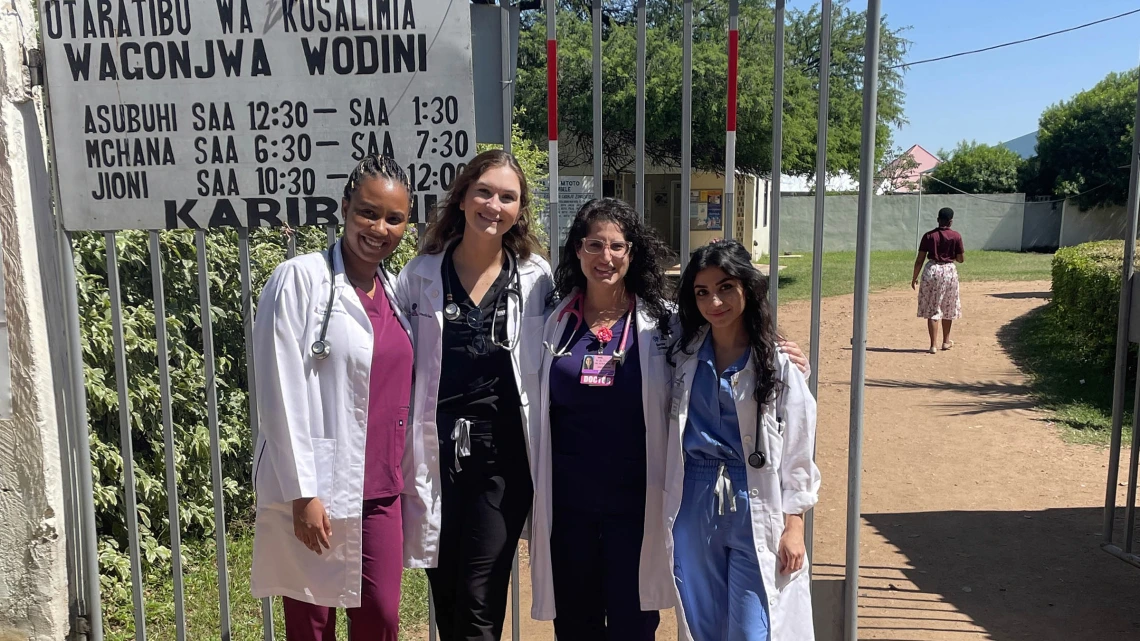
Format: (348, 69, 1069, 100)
(917, 262, 961, 320)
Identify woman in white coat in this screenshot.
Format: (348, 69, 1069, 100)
(250, 156, 416, 640)
(665, 240, 821, 641)
(529, 198, 677, 639)
(394, 150, 552, 641)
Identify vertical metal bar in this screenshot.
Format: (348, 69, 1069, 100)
(148, 232, 187, 641)
(1123, 356, 1140, 552)
(195, 230, 232, 639)
(806, 0, 833, 566)
(845, 2, 882, 639)
(286, 234, 297, 259)
(769, 0, 786, 327)
(237, 229, 276, 641)
(327, 223, 337, 247)
(680, 0, 693, 269)
(547, 0, 561, 266)
(63, 231, 104, 641)
(105, 231, 147, 641)
(724, 0, 740, 240)
(635, 0, 647, 220)
(592, 0, 603, 198)
(502, 0, 514, 156)
(915, 185, 923, 249)
(1104, 67, 1140, 546)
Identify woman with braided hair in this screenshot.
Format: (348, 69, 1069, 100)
(250, 154, 416, 640)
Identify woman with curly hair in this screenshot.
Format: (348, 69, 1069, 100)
(528, 198, 677, 639)
(664, 240, 820, 641)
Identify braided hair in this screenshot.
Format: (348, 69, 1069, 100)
(342, 154, 412, 203)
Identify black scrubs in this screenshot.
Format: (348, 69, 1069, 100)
(426, 246, 532, 641)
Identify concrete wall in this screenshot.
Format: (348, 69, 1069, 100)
(1060, 201, 1130, 247)
(1022, 201, 1063, 252)
(0, 2, 70, 639)
(779, 193, 1026, 253)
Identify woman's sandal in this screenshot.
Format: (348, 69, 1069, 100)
(928, 346, 938, 354)
(941, 341, 954, 351)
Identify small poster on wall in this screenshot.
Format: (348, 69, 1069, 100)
(689, 190, 724, 231)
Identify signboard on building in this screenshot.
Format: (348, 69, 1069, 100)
(533, 176, 594, 249)
(38, 0, 476, 231)
(690, 189, 722, 231)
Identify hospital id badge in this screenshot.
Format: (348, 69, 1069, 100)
(580, 354, 616, 386)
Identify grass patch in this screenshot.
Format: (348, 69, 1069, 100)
(1001, 303, 1131, 446)
(770, 250, 1055, 302)
(103, 528, 429, 641)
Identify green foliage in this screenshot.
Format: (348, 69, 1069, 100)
(78, 224, 418, 588)
(1034, 68, 1138, 209)
(515, 0, 910, 176)
(1050, 240, 1135, 371)
(923, 141, 1023, 195)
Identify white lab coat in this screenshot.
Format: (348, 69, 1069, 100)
(529, 293, 679, 620)
(250, 240, 414, 608)
(664, 328, 821, 641)
(393, 248, 553, 568)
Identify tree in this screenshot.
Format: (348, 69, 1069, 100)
(1033, 68, 1138, 209)
(514, 0, 910, 177)
(923, 141, 1022, 195)
(875, 145, 921, 194)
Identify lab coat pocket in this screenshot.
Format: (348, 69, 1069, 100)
(763, 413, 785, 473)
(311, 438, 338, 511)
(391, 406, 410, 487)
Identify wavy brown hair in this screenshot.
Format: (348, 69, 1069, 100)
(420, 149, 542, 259)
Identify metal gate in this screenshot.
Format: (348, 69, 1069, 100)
(31, 1, 889, 640)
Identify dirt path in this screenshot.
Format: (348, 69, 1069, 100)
(453, 281, 1139, 641)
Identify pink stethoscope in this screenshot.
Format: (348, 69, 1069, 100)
(543, 291, 635, 362)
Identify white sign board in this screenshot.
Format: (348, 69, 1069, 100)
(534, 176, 594, 249)
(38, 0, 476, 230)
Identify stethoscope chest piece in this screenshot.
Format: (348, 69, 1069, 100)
(748, 450, 766, 469)
(444, 302, 461, 322)
(311, 339, 332, 360)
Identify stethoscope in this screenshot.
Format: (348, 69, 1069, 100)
(442, 247, 523, 353)
(310, 244, 340, 361)
(543, 292, 635, 363)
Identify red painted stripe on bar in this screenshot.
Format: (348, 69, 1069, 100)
(547, 39, 559, 141)
(727, 29, 739, 132)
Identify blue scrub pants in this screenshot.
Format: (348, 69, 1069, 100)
(673, 459, 769, 641)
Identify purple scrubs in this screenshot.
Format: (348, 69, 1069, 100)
(547, 312, 659, 640)
(282, 275, 413, 641)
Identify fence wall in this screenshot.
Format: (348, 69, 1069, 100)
(779, 193, 1027, 253)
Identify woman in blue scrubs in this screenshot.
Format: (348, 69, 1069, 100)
(665, 240, 821, 641)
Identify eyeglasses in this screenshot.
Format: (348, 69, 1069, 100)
(580, 238, 632, 257)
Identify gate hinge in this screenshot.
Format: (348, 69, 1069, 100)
(24, 48, 44, 87)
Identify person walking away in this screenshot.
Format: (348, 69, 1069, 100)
(250, 156, 415, 640)
(394, 150, 552, 641)
(665, 240, 820, 641)
(911, 207, 965, 354)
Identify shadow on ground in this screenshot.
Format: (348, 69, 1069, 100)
(988, 291, 1051, 300)
(833, 508, 1140, 640)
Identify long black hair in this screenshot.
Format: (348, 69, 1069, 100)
(670, 240, 782, 408)
(552, 198, 673, 335)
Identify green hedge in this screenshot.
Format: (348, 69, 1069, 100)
(1051, 240, 1138, 369)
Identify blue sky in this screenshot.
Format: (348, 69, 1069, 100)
(789, 1, 1140, 155)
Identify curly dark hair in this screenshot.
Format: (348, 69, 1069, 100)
(552, 198, 673, 335)
(670, 240, 782, 408)
(420, 149, 542, 259)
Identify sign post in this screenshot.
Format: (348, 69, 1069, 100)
(38, 0, 477, 231)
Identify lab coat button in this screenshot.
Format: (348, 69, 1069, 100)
(743, 435, 753, 444)
(431, 289, 440, 298)
(750, 489, 759, 497)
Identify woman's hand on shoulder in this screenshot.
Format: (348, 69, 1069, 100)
(778, 339, 808, 376)
(292, 497, 332, 555)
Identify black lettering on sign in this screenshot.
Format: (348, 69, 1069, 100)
(192, 103, 235, 131)
(66, 39, 271, 81)
(246, 197, 283, 227)
(196, 168, 239, 196)
(163, 197, 340, 229)
(214, 0, 252, 34)
(351, 131, 393, 160)
(298, 34, 426, 75)
(91, 170, 149, 200)
(85, 137, 176, 168)
(73, 0, 192, 38)
(84, 104, 177, 134)
(194, 136, 239, 164)
(349, 98, 389, 127)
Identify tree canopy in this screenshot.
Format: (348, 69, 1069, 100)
(1031, 68, 1138, 209)
(514, 0, 910, 177)
(924, 141, 1023, 195)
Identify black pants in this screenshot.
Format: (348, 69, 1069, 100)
(427, 417, 533, 641)
(550, 505, 660, 641)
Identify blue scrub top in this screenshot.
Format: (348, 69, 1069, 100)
(549, 314, 647, 514)
(683, 333, 750, 461)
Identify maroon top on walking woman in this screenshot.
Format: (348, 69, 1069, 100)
(918, 224, 964, 264)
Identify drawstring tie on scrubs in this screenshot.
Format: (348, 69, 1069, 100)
(452, 418, 473, 471)
(714, 462, 737, 515)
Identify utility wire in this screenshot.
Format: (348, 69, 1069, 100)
(887, 8, 1140, 70)
(922, 174, 1109, 205)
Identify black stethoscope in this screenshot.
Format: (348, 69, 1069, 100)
(310, 244, 340, 361)
(442, 247, 523, 352)
(727, 362, 781, 470)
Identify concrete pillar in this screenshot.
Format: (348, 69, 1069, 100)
(0, 0, 71, 639)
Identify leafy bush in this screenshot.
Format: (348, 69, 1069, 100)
(1051, 240, 1137, 371)
(78, 225, 417, 593)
